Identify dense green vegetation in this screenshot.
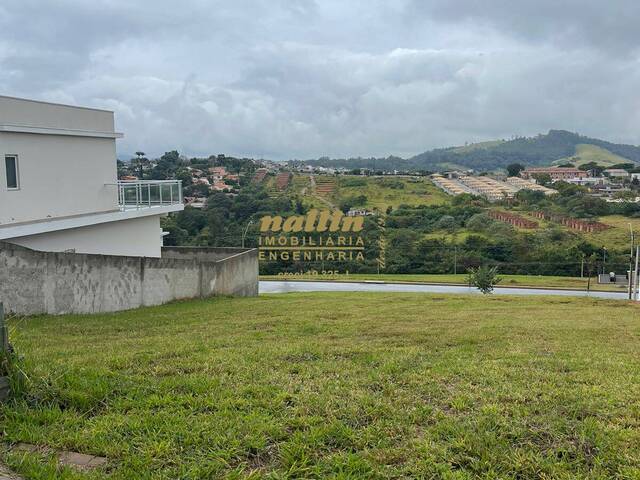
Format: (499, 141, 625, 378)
(3, 293, 640, 479)
(163, 174, 640, 277)
(120, 148, 639, 277)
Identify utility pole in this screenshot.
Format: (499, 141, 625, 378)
(580, 254, 584, 278)
(454, 246, 457, 275)
(633, 245, 640, 301)
(629, 223, 635, 300)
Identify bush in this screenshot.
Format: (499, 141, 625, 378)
(466, 213, 491, 232)
(468, 265, 502, 294)
(342, 178, 367, 187)
(436, 215, 457, 232)
(379, 179, 405, 189)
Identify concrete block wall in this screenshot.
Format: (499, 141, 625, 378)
(0, 242, 258, 315)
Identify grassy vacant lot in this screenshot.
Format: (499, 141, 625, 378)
(261, 273, 626, 292)
(500, 211, 640, 251)
(337, 177, 450, 211)
(585, 215, 640, 251)
(2, 293, 640, 479)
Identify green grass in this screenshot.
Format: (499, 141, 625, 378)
(554, 144, 632, 168)
(336, 177, 450, 211)
(2, 293, 640, 478)
(584, 215, 640, 250)
(499, 211, 640, 251)
(261, 273, 625, 291)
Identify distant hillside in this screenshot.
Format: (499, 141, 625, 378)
(552, 144, 632, 167)
(301, 130, 640, 172)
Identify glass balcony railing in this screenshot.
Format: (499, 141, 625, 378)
(117, 180, 183, 210)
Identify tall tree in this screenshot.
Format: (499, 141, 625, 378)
(506, 163, 525, 177)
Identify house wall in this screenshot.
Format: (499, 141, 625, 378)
(8, 215, 163, 258)
(0, 132, 118, 225)
(0, 96, 120, 226)
(0, 96, 115, 132)
(0, 242, 259, 315)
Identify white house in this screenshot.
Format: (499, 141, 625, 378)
(0, 95, 183, 257)
(603, 168, 630, 178)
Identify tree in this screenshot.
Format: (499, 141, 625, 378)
(584, 253, 597, 292)
(515, 189, 545, 205)
(131, 151, 148, 179)
(436, 215, 457, 232)
(151, 150, 181, 180)
(506, 163, 525, 177)
(468, 265, 501, 294)
(466, 213, 491, 232)
(175, 168, 193, 187)
(160, 216, 189, 246)
(532, 173, 552, 186)
(578, 162, 605, 176)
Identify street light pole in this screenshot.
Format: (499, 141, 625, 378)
(635, 245, 640, 301)
(454, 246, 457, 276)
(242, 219, 254, 248)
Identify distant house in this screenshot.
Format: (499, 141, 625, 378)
(212, 180, 230, 191)
(603, 168, 630, 178)
(184, 196, 207, 208)
(209, 166, 227, 179)
(521, 167, 587, 182)
(565, 177, 607, 186)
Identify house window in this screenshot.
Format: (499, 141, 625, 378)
(5, 155, 19, 190)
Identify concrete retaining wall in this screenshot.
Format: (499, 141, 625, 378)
(0, 242, 258, 315)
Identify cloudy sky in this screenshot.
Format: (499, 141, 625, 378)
(1, 1, 639, 160)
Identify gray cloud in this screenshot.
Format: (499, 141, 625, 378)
(0, 0, 638, 159)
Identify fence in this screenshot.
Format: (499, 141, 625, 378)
(0, 243, 258, 315)
(116, 180, 183, 210)
(531, 211, 610, 232)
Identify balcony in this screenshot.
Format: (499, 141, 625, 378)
(117, 180, 183, 211)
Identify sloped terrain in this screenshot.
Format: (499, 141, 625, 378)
(303, 130, 640, 172)
(553, 144, 632, 167)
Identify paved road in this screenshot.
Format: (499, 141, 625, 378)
(260, 280, 629, 300)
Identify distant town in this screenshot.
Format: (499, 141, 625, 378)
(118, 152, 640, 211)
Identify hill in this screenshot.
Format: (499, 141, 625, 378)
(552, 144, 632, 167)
(302, 130, 640, 172)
